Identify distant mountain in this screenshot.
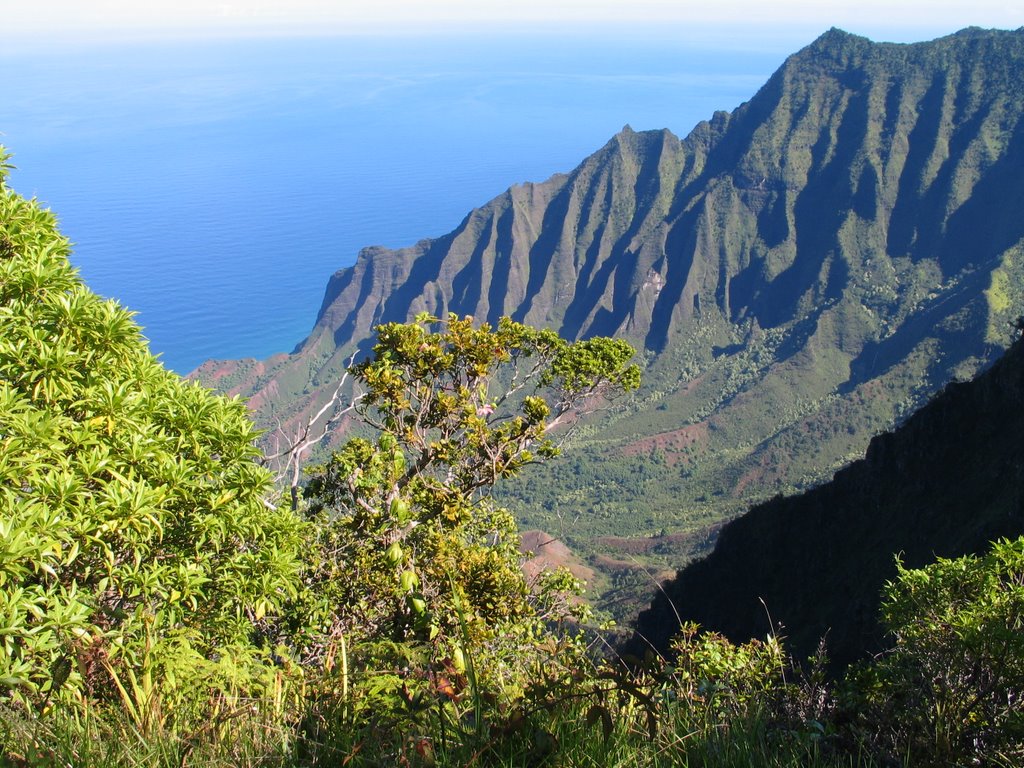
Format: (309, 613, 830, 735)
(631, 332, 1024, 668)
(196, 28, 1024, 606)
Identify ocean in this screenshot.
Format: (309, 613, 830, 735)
(2, 30, 802, 372)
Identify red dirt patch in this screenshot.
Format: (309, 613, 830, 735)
(592, 554, 642, 572)
(520, 530, 595, 585)
(679, 374, 706, 395)
(733, 462, 769, 496)
(595, 532, 696, 555)
(592, 556, 676, 585)
(246, 379, 280, 411)
(622, 421, 710, 466)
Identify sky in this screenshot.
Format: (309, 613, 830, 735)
(9, 1, 1024, 44)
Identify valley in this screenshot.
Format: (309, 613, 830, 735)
(195, 27, 1024, 620)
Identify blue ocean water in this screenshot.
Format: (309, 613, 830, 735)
(2, 32, 795, 372)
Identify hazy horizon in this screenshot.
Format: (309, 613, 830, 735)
(3, 31, 794, 371)
(6, 12, 1024, 371)
(7, 1, 1024, 52)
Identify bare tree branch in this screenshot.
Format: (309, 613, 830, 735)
(260, 353, 364, 511)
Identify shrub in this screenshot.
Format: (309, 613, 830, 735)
(846, 538, 1024, 765)
(0, 148, 306, 707)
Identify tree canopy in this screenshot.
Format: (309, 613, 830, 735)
(297, 313, 640, 657)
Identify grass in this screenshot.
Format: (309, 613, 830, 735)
(1, 697, 884, 768)
(0, 631, 891, 768)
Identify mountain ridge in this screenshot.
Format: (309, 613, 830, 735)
(196, 28, 1024, 611)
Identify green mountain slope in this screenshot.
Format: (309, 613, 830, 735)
(632, 332, 1024, 668)
(196, 28, 1024, 611)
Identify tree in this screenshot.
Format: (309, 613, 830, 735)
(0, 149, 305, 705)
(296, 313, 640, 657)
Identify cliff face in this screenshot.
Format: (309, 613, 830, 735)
(632, 335, 1024, 667)
(196, 28, 1024, 567)
(307, 125, 690, 347)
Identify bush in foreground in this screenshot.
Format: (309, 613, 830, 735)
(846, 538, 1024, 766)
(0, 149, 305, 712)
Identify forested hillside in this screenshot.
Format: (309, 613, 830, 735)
(633, 329, 1024, 667)
(197, 28, 1024, 603)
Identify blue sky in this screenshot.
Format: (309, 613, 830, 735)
(9, 1, 1024, 44)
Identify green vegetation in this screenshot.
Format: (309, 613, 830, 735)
(634, 326, 1024, 669)
(6, 145, 1024, 766)
(4, 145, 1024, 765)
(291, 312, 639, 659)
(197, 28, 1024, 627)
(0, 149, 305, 708)
(848, 540, 1024, 765)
